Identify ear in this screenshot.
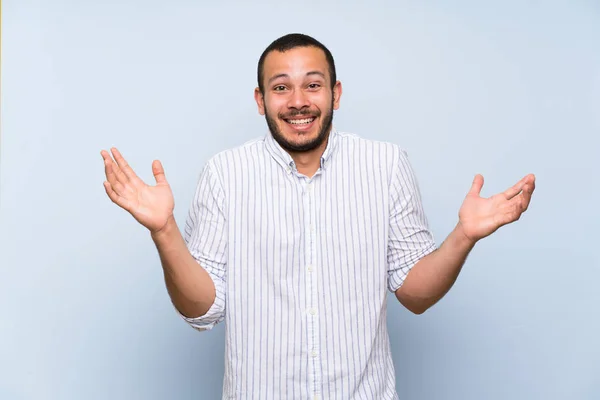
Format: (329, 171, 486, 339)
(254, 87, 265, 115)
(332, 81, 342, 110)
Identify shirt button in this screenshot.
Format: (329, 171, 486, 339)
(311, 351, 318, 358)
(309, 308, 317, 315)
(307, 265, 314, 272)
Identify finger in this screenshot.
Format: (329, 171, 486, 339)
(101, 150, 114, 180)
(104, 159, 131, 197)
(152, 160, 167, 185)
(104, 159, 131, 194)
(111, 147, 141, 184)
(520, 182, 535, 212)
(100, 149, 112, 162)
(110, 174, 128, 197)
(508, 173, 536, 197)
(504, 185, 533, 218)
(497, 202, 523, 226)
(103, 150, 130, 187)
(526, 174, 536, 192)
(468, 174, 484, 196)
(103, 181, 129, 210)
(103, 157, 120, 188)
(103, 181, 119, 203)
(503, 176, 528, 200)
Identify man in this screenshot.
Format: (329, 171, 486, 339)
(101, 33, 535, 399)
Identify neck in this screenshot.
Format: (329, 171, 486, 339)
(289, 131, 330, 178)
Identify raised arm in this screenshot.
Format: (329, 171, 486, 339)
(100, 148, 218, 322)
(396, 173, 536, 314)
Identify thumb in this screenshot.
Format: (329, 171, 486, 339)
(152, 160, 167, 184)
(468, 174, 484, 196)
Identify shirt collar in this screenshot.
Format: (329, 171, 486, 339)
(264, 125, 339, 173)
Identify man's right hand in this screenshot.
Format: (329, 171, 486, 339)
(101, 147, 175, 234)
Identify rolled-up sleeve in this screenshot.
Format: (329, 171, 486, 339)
(180, 160, 228, 331)
(387, 148, 437, 293)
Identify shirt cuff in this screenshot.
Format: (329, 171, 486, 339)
(387, 242, 437, 293)
(175, 276, 226, 331)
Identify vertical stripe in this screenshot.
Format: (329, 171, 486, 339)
(179, 128, 437, 399)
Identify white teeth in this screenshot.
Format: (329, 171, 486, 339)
(287, 118, 315, 125)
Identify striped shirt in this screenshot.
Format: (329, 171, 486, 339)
(181, 126, 437, 399)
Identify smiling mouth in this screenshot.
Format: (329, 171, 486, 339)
(284, 117, 316, 127)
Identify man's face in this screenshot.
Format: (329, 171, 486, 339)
(255, 46, 342, 153)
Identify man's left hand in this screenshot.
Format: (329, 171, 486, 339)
(457, 173, 536, 243)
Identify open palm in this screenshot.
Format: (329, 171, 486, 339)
(101, 147, 174, 233)
(458, 173, 536, 242)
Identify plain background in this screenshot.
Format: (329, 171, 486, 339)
(1, 0, 599, 399)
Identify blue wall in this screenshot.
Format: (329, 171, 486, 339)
(1, 1, 598, 398)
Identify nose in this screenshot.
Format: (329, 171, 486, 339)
(287, 88, 310, 110)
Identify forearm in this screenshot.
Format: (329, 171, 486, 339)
(396, 222, 476, 314)
(151, 216, 216, 318)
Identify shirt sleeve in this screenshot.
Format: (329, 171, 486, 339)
(387, 148, 437, 293)
(178, 160, 228, 331)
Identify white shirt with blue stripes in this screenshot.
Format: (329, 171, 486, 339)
(181, 126, 437, 399)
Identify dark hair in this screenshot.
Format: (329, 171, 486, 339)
(257, 33, 337, 94)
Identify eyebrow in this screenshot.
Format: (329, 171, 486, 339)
(267, 71, 326, 85)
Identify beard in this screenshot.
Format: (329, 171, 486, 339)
(265, 100, 334, 153)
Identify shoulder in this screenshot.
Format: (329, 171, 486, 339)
(334, 129, 409, 166)
(205, 135, 266, 171)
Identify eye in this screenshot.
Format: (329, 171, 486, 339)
(273, 85, 287, 91)
(307, 83, 321, 90)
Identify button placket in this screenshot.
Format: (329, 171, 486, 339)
(304, 178, 321, 399)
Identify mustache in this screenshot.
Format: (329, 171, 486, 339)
(279, 108, 320, 119)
